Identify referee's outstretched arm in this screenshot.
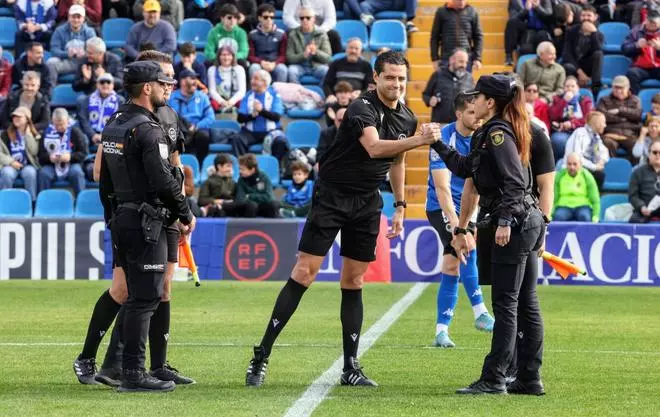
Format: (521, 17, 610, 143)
(359, 124, 440, 159)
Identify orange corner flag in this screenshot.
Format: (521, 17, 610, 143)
(179, 239, 200, 287)
(541, 251, 586, 280)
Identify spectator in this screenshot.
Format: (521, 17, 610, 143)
(564, 111, 609, 189)
(504, 0, 554, 65)
(553, 152, 601, 222)
(0, 107, 40, 201)
(624, 11, 660, 94)
(208, 45, 247, 113)
(56, 0, 102, 28)
(169, 69, 215, 163)
(12, 42, 53, 99)
(248, 4, 288, 83)
(325, 81, 352, 126)
(343, 0, 419, 33)
(174, 42, 208, 87)
(526, 102, 549, 137)
(628, 140, 660, 223)
(643, 92, 660, 122)
(236, 70, 284, 156)
(520, 41, 566, 103)
(548, 76, 593, 159)
(525, 81, 551, 132)
(102, 0, 131, 20)
(0, 46, 11, 106)
(561, 5, 604, 92)
(125, 0, 177, 61)
(2, 71, 50, 133)
(211, 0, 259, 32)
(186, 0, 216, 20)
(280, 160, 313, 217)
(76, 73, 125, 147)
(133, 0, 183, 30)
(282, 0, 342, 54)
(634, 117, 660, 166)
(183, 165, 203, 217)
(422, 48, 474, 124)
(430, 0, 483, 71)
(596, 75, 642, 158)
(205, 5, 249, 65)
(286, 6, 332, 84)
(235, 153, 279, 217)
(322, 38, 373, 99)
(317, 106, 345, 168)
(14, 0, 57, 57)
(72, 37, 123, 95)
(47, 6, 97, 89)
(37, 108, 88, 195)
(551, 2, 574, 58)
(199, 153, 236, 217)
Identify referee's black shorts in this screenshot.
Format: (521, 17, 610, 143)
(298, 182, 383, 263)
(426, 209, 458, 258)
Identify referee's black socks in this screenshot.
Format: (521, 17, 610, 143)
(341, 288, 363, 371)
(80, 289, 121, 359)
(260, 278, 308, 357)
(149, 301, 170, 370)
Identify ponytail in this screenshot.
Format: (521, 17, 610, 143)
(499, 84, 531, 166)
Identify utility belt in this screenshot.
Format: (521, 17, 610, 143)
(118, 202, 170, 244)
(476, 194, 538, 230)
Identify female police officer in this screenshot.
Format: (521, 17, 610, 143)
(431, 74, 546, 396)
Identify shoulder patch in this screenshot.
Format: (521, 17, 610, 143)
(490, 130, 505, 146)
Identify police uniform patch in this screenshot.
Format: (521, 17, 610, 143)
(159, 143, 169, 159)
(168, 127, 177, 142)
(490, 130, 505, 146)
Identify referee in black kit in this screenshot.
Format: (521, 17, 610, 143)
(432, 74, 546, 395)
(99, 61, 196, 393)
(245, 50, 441, 387)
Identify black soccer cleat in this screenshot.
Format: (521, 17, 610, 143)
(150, 363, 196, 385)
(246, 345, 269, 387)
(340, 358, 378, 387)
(117, 369, 175, 393)
(507, 379, 545, 396)
(456, 380, 507, 395)
(95, 367, 122, 387)
(73, 355, 99, 385)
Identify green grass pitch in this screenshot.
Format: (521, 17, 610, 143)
(1, 281, 659, 417)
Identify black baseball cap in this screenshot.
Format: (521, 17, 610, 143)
(463, 74, 517, 100)
(179, 68, 198, 80)
(123, 61, 176, 85)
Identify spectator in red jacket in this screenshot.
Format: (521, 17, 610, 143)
(0, 46, 11, 105)
(623, 11, 660, 94)
(56, 0, 102, 28)
(525, 81, 551, 132)
(549, 76, 593, 159)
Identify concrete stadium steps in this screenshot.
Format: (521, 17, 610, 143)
(406, 147, 430, 168)
(406, 166, 428, 184)
(413, 14, 506, 32)
(407, 48, 506, 67)
(405, 185, 427, 204)
(406, 203, 427, 218)
(410, 31, 504, 50)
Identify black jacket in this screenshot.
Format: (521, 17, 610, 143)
(322, 57, 374, 96)
(37, 125, 88, 166)
(72, 52, 123, 95)
(629, 164, 660, 213)
(2, 90, 51, 133)
(430, 5, 483, 63)
(422, 68, 474, 123)
(562, 25, 604, 65)
(11, 55, 54, 99)
(508, 0, 553, 23)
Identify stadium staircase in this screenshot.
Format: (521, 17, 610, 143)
(404, 0, 508, 219)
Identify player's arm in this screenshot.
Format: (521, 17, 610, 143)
(457, 178, 479, 229)
(92, 143, 103, 182)
(432, 168, 459, 227)
(360, 126, 438, 159)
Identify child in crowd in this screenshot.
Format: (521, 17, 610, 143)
(638, 93, 660, 141)
(235, 153, 279, 217)
(174, 42, 208, 90)
(280, 160, 313, 218)
(197, 153, 242, 218)
(325, 81, 353, 126)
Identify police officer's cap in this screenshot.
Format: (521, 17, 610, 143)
(463, 74, 516, 100)
(123, 61, 176, 85)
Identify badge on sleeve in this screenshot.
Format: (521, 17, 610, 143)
(490, 130, 505, 146)
(159, 143, 169, 159)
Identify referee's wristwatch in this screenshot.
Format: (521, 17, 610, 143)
(393, 200, 407, 209)
(453, 226, 468, 236)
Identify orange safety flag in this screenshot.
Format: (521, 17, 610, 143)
(179, 239, 200, 287)
(363, 215, 392, 283)
(541, 251, 586, 280)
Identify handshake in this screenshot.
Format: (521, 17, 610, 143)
(420, 123, 442, 144)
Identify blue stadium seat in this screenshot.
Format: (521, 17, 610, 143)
(336, 10, 346, 19)
(102, 18, 134, 49)
(208, 120, 240, 153)
(639, 89, 660, 113)
(256, 154, 280, 185)
(35, 189, 74, 218)
(178, 18, 213, 49)
(0, 7, 12, 16)
(371, 55, 377, 68)
(374, 11, 407, 19)
(0, 189, 32, 218)
(180, 153, 201, 185)
(641, 79, 660, 88)
(555, 158, 564, 171)
(516, 54, 536, 73)
(58, 73, 76, 83)
(381, 191, 395, 219)
(596, 88, 612, 103)
(287, 86, 325, 119)
(369, 20, 407, 52)
(286, 120, 322, 148)
(274, 19, 285, 30)
(600, 22, 629, 54)
(200, 154, 239, 183)
(275, 10, 283, 18)
(335, 20, 369, 49)
(0, 17, 16, 48)
(602, 157, 633, 192)
(580, 88, 594, 102)
(600, 194, 629, 222)
(75, 189, 103, 218)
(2, 49, 13, 65)
(51, 84, 79, 109)
(248, 144, 264, 153)
(602, 55, 631, 86)
(299, 75, 321, 85)
(332, 52, 347, 61)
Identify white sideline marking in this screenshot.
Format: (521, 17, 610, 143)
(283, 282, 430, 417)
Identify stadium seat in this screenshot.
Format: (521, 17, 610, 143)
(639, 89, 660, 113)
(369, 20, 407, 52)
(332, 52, 347, 61)
(600, 22, 629, 54)
(299, 75, 321, 85)
(248, 144, 264, 153)
(641, 79, 660, 88)
(335, 20, 369, 49)
(34, 189, 74, 218)
(256, 154, 280, 185)
(599, 193, 629, 222)
(275, 10, 283, 18)
(208, 120, 240, 153)
(178, 18, 213, 49)
(602, 157, 633, 192)
(200, 153, 239, 183)
(516, 54, 536, 73)
(0, 189, 32, 218)
(2, 49, 13, 65)
(374, 11, 407, 19)
(51, 84, 79, 109)
(596, 88, 612, 103)
(102, 18, 134, 49)
(180, 153, 201, 185)
(601, 55, 631, 86)
(381, 191, 395, 219)
(371, 55, 377, 69)
(336, 10, 345, 19)
(274, 19, 285, 30)
(555, 158, 564, 171)
(0, 17, 16, 48)
(286, 120, 322, 149)
(58, 73, 76, 83)
(580, 88, 594, 102)
(75, 189, 103, 218)
(0, 7, 12, 16)
(287, 86, 325, 119)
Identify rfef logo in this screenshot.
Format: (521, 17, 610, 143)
(225, 230, 279, 281)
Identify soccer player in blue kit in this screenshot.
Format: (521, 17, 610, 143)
(426, 93, 495, 348)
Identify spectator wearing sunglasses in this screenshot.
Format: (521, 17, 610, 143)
(524, 82, 550, 132)
(248, 3, 288, 83)
(205, 4, 249, 66)
(76, 73, 125, 148)
(286, 6, 332, 84)
(629, 140, 660, 223)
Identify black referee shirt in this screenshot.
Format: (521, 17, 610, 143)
(530, 124, 555, 197)
(319, 90, 418, 193)
(157, 105, 185, 155)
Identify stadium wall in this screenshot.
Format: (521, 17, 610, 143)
(0, 218, 658, 285)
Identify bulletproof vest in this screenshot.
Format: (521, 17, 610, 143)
(101, 111, 155, 203)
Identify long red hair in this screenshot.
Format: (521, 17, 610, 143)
(494, 84, 531, 166)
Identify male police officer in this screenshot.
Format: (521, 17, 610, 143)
(99, 61, 196, 393)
